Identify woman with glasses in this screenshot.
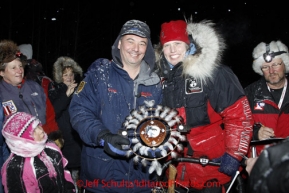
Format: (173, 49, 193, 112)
(244, 40, 289, 156)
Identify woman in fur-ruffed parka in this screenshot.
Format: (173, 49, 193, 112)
(154, 19, 253, 192)
(48, 56, 83, 190)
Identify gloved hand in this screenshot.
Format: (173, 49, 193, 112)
(147, 148, 162, 158)
(97, 130, 130, 157)
(212, 153, 240, 177)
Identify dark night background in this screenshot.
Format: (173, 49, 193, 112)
(0, 0, 288, 87)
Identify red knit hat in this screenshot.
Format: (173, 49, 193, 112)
(160, 20, 190, 46)
(3, 112, 41, 140)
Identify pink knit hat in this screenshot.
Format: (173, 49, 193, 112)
(160, 20, 190, 45)
(3, 112, 41, 140)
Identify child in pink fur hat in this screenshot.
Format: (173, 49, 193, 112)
(1, 112, 75, 193)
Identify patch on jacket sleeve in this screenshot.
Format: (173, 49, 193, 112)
(75, 81, 85, 94)
(185, 78, 203, 94)
(2, 100, 17, 116)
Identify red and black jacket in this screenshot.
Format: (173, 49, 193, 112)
(160, 62, 253, 187)
(245, 77, 289, 155)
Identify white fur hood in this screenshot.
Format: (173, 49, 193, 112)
(183, 20, 226, 83)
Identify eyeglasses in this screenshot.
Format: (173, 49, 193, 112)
(261, 62, 283, 71)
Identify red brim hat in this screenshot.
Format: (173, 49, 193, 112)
(160, 20, 190, 45)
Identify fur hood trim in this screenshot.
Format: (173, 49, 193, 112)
(182, 20, 226, 83)
(53, 56, 83, 83)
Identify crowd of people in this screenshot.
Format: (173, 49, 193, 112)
(0, 16, 288, 193)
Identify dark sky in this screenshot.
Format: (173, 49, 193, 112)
(1, 0, 288, 87)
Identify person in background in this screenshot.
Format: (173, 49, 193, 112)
(0, 40, 47, 123)
(1, 112, 75, 193)
(69, 19, 162, 193)
(154, 19, 253, 192)
(48, 56, 83, 193)
(19, 43, 59, 134)
(0, 96, 9, 193)
(244, 40, 289, 156)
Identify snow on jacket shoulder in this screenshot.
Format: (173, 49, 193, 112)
(70, 58, 162, 145)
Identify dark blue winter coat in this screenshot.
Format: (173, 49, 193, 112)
(69, 57, 162, 193)
(69, 31, 162, 193)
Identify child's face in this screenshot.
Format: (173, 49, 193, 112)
(33, 126, 46, 141)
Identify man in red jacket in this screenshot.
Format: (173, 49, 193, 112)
(245, 40, 289, 156)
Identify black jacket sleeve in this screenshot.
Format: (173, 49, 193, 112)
(48, 83, 72, 119)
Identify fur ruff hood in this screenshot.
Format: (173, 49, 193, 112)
(156, 20, 226, 84)
(53, 56, 83, 83)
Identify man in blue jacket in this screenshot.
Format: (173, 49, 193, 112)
(69, 20, 162, 193)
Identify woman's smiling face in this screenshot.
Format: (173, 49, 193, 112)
(0, 59, 24, 86)
(163, 40, 188, 66)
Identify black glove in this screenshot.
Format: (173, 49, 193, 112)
(212, 153, 240, 177)
(97, 130, 130, 157)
